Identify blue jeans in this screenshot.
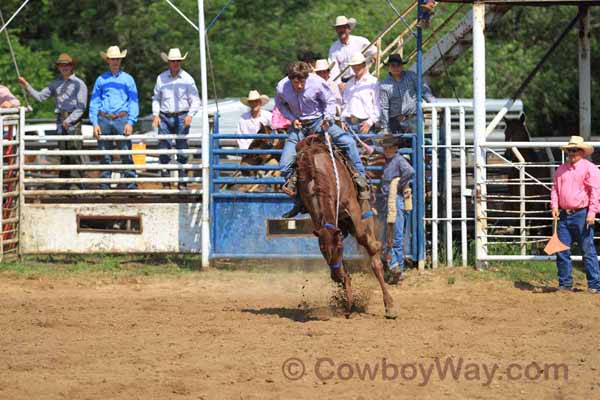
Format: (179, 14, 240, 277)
(98, 115, 136, 189)
(383, 195, 407, 271)
(556, 208, 600, 289)
(279, 117, 366, 178)
(159, 113, 189, 168)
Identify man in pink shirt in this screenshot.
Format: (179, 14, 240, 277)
(550, 136, 600, 293)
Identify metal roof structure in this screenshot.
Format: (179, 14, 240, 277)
(437, 0, 599, 5)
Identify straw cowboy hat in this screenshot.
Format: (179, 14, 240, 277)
(561, 135, 594, 155)
(161, 48, 188, 63)
(55, 53, 74, 65)
(333, 15, 357, 29)
(314, 59, 335, 72)
(241, 90, 269, 106)
(383, 53, 408, 66)
(101, 46, 127, 60)
(347, 52, 367, 66)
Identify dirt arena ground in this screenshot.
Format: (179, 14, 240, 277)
(1, 266, 599, 399)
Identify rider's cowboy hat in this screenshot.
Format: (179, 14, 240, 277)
(314, 59, 335, 72)
(161, 48, 188, 63)
(333, 16, 357, 29)
(561, 135, 594, 155)
(101, 46, 127, 60)
(383, 53, 408, 66)
(241, 90, 269, 107)
(347, 52, 367, 66)
(55, 53, 74, 65)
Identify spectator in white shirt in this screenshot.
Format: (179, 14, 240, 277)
(236, 90, 272, 150)
(152, 48, 200, 188)
(313, 59, 342, 112)
(328, 16, 377, 86)
(341, 52, 380, 136)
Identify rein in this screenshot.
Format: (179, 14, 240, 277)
(324, 131, 340, 225)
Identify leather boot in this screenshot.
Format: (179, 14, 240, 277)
(281, 171, 297, 197)
(354, 173, 371, 200)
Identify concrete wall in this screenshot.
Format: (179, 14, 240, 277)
(21, 203, 201, 253)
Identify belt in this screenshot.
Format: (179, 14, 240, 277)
(99, 111, 128, 119)
(394, 114, 416, 123)
(299, 118, 319, 127)
(348, 116, 368, 125)
(58, 111, 82, 124)
(562, 208, 586, 215)
(160, 111, 188, 117)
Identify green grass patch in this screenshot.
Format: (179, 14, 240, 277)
(0, 254, 202, 278)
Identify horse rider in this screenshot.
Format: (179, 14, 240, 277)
(340, 52, 379, 139)
(550, 136, 600, 293)
(328, 15, 377, 88)
(379, 53, 435, 134)
(89, 46, 139, 190)
(276, 61, 370, 218)
(374, 135, 415, 284)
(18, 53, 88, 188)
(152, 48, 200, 189)
(0, 85, 20, 108)
(236, 90, 272, 150)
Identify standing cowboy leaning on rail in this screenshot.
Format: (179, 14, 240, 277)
(89, 46, 139, 190)
(18, 53, 88, 189)
(379, 53, 435, 134)
(276, 61, 370, 219)
(151, 48, 200, 189)
(0, 85, 20, 108)
(373, 135, 415, 284)
(550, 136, 600, 294)
(328, 15, 377, 88)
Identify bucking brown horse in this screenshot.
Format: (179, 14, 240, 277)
(295, 135, 396, 319)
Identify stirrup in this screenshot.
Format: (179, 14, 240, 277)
(281, 174, 297, 197)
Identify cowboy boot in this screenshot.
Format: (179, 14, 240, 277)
(353, 173, 371, 200)
(281, 170, 297, 197)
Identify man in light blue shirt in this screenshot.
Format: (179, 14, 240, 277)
(89, 46, 139, 189)
(151, 48, 200, 189)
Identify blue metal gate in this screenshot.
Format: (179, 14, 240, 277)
(209, 114, 418, 262)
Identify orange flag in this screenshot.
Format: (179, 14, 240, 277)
(544, 218, 570, 255)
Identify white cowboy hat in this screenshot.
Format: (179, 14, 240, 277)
(241, 90, 269, 107)
(161, 48, 188, 62)
(333, 15, 357, 29)
(101, 46, 127, 60)
(561, 135, 594, 155)
(314, 59, 335, 72)
(347, 52, 367, 66)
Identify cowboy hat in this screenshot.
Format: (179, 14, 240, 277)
(55, 53, 74, 65)
(161, 48, 188, 63)
(560, 135, 594, 155)
(241, 90, 269, 107)
(383, 53, 408, 66)
(376, 135, 401, 147)
(314, 59, 335, 72)
(347, 52, 367, 66)
(101, 46, 127, 60)
(333, 16, 357, 29)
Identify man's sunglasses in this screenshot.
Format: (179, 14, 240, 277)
(566, 148, 580, 153)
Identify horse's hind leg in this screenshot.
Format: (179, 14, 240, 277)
(348, 204, 397, 319)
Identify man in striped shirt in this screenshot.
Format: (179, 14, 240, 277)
(152, 48, 200, 189)
(379, 54, 435, 134)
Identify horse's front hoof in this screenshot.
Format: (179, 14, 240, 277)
(384, 308, 397, 320)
